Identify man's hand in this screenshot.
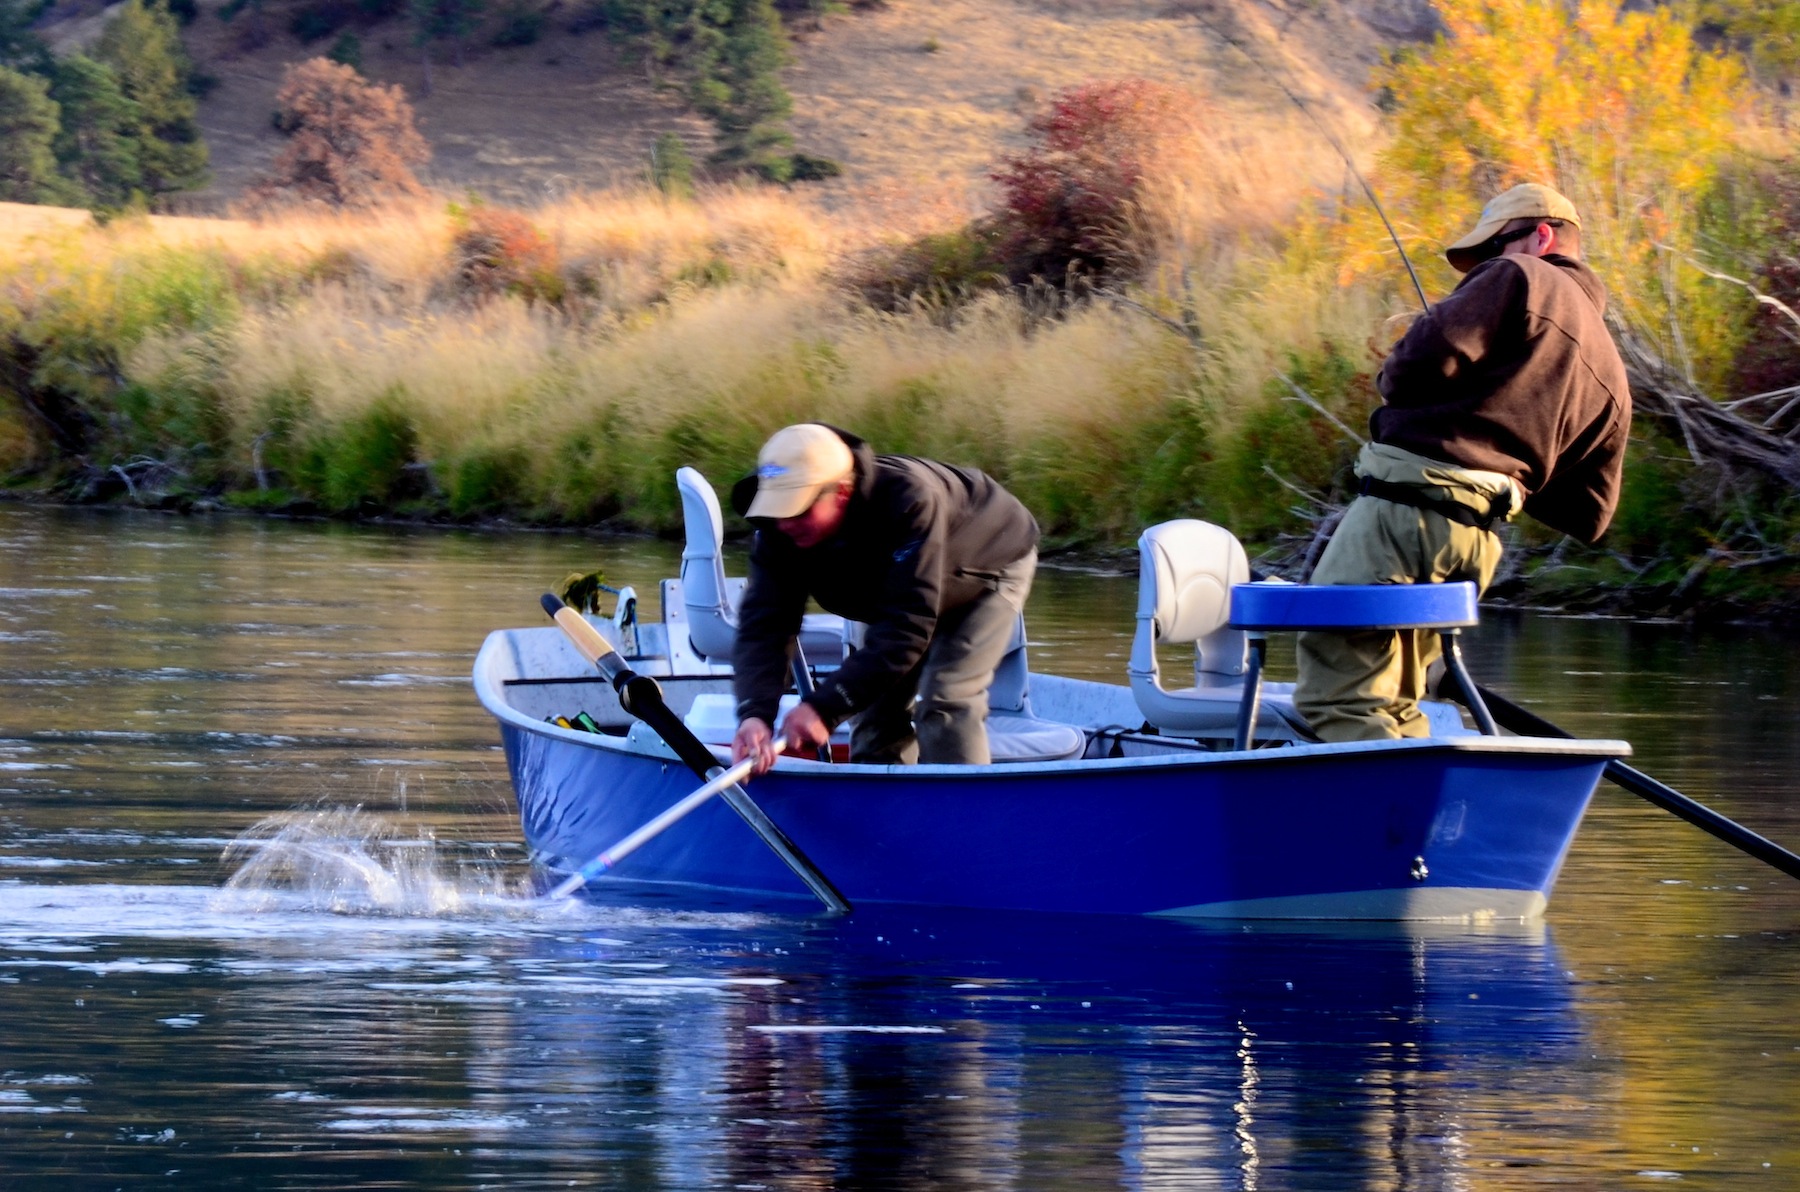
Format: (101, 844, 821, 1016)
(779, 701, 830, 759)
(732, 717, 779, 777)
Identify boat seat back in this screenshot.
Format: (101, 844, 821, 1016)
(676, 466, 737, 661)
(1130, 520, 1265, 734)
(674, 466, 850, 665)
(988, 613, 1031, 716)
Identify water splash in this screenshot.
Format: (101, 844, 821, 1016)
(216, 806, 537, 918)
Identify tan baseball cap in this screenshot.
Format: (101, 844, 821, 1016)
(1445, 183, 1582, 273)
(743, 424, 856, 520)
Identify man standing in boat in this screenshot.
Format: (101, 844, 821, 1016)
(729, 423, 1040, 774)
(1294, 183, 1633, 742)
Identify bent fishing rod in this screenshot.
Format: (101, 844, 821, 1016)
(1186, 8, 1430, 315)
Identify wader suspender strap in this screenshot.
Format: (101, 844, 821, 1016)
(1358, 475, 1511, 532)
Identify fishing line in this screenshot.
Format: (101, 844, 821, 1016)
(1185, 7, 1431, 313)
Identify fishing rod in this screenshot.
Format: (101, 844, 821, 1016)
(1186, 9, 1431, 314)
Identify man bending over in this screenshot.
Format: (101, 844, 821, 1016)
(730, 424, 1040, 774)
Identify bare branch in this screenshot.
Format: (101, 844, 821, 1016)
(1659, 242, 1800, 339)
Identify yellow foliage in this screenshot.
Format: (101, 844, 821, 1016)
(1328, 0, 1756, 385)
(1374, 0, 1744, 235)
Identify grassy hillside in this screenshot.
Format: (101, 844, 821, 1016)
(42, 0, 1402, 209)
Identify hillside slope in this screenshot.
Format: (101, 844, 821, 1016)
(38, 0, 1427, 211)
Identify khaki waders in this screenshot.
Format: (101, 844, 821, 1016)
(1293, 445, 1513, 743)
(850, 550, 1037, 765)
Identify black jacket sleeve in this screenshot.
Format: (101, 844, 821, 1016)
(732, 536, 808, 726)
(801, 488, 945, 727)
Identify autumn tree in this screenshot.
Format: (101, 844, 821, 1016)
(94, 0, 208, 196)
(1698, 0, 1800, 86)
(256, 57, 429, 208)
(1354, 0, 1749, 387)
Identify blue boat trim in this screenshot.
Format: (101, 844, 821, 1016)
(1230, 581, 1480, 630)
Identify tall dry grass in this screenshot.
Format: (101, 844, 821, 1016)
(0, 165, 1402, 546)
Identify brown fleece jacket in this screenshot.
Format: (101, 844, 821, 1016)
(1372, 253, 1632, 544)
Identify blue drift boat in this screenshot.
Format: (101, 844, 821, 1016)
(474, 474, 1630, 921)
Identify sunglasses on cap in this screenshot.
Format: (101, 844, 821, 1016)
(1474, 218, 1564, 260)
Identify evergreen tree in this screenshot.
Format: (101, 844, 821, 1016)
(49, 56, 145, 210)
(0, 64, 67, 203)
(702, 0, 788, 172)
(413, 0, 486, 89)
(702, 0, 791, 174)
(94, 0, 208, 197)
(605, 0, 800, 178)
(0, 0, 49, 70)
(650, 130, 695, 199)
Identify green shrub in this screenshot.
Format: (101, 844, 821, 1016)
(846, 223, 1008, 312)
(786, 151, 840, 182)
(447, 443, 529, 515)
(327, 32, 364, 70)
(491, 4, 544, 45)
(299, 395, 419, 512)
(290, 0, 353, 39)
(650, 131, 695, 200)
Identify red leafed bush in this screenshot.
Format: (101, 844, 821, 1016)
(255, 58, 429, 209)
(452, 205, 565, 305)
(990, 79, 1199, 285)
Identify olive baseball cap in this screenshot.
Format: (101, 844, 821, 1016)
(1445, 183, 1581, 273)
(742, 424, 856, 520)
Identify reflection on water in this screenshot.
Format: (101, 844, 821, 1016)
(1, 505, 1798, 1187)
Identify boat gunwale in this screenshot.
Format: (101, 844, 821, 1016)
(474, 630, 1632, 782)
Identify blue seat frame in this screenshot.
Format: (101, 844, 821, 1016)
(1227, 582, 1496, 748)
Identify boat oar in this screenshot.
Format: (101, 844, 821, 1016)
(540, 594, 851, 912)
(789, 639, 832, 764)
(545, 742, 787, 899)
(1442, 675, 1800, 882)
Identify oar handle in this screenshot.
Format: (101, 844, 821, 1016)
(542, 593, 625, 680)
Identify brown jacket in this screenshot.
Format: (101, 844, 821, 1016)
(1373, 253, 1631, 544)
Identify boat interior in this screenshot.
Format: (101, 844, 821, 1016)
(480, 470, 1491, 765)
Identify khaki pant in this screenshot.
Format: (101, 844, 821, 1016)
(851, 551, 1036, 765)
(1293, 498, 1502, 742)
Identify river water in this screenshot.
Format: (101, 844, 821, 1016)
(0, 505, 1795, 1189)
